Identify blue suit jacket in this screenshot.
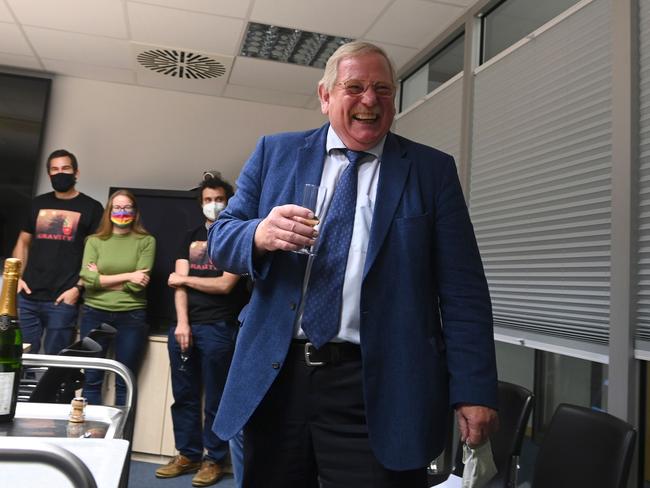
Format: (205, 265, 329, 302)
(208, 123, 497, 470)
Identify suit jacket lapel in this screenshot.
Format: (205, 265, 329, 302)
(364, 132, 410, 279)
(294, 123, 329, 200)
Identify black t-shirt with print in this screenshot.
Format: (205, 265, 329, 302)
(177, 225, 249, 324)
(21, 192, 103, 301)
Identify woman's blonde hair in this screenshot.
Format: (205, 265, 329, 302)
(318, 41, 397, 93)
(92, 189, 150, 240)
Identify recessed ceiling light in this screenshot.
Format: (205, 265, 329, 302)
(240, 22, 353, 69)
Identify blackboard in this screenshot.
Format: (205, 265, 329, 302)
(109, 187, 203, 334)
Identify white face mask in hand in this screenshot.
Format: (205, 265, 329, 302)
(203, 201, 226, 222)
(461, 440, 497, 488)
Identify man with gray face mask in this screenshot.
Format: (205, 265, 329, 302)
(11, 149, 103, 354)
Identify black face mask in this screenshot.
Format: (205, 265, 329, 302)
(50, 172, 77, 193)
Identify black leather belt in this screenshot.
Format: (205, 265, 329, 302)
(290, 340, 361, 366)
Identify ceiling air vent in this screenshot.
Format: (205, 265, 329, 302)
(137, 49, 226, 79)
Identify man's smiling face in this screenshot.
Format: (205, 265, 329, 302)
(319, 52, 396, 151)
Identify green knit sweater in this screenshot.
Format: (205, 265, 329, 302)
(80, 232, 156, 312)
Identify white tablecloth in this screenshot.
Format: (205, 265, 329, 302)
(0, 437, 129, 487)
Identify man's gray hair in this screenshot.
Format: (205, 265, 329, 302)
(318, 41, 397, 92)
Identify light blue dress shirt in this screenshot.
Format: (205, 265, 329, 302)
(295, 126, 385, 344)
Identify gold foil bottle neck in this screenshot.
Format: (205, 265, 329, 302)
(2, 258, 21, 278)
(0, 258, 21, 317)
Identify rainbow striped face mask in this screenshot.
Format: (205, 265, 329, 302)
(110, 210, 135, 228)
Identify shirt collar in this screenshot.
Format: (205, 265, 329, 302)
(326, 125, 386, 160)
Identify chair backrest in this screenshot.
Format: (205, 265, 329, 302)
(86, 323, 117, 342)
(61, 337, 104, 357)
(454, 381, 534, 488)
(532, 403, 636, 488)
(490, 381, 534, 486)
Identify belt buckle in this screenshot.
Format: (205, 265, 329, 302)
(304, 342, 325, 367)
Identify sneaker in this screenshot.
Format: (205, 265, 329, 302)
(191, 460, 224, 487)
(155, 454, 201, 478)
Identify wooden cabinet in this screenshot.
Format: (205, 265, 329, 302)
(132, 335, 176, 456)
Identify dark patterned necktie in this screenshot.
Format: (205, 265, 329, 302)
(301, 149, 369, 348)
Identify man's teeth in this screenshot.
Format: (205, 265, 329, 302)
(353, 114, 378, 120)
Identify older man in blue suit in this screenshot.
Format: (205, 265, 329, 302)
(208, 41, 498, 487)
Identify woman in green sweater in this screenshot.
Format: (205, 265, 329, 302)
(79, 189, 156, 405)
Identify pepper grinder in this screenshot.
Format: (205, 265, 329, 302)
(69, 396, 87, 423)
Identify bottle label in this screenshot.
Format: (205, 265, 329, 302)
(0, 316, 17, 332)
(0, 372, 16, 414)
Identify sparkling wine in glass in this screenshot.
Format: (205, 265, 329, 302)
(294, 184, 327, 256)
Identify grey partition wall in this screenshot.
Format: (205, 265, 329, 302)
(394, 73, 464, 164)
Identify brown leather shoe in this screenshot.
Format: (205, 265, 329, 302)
(155, 454, 201, 478)
(192, 460, 224, 487)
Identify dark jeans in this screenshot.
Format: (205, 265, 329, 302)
(18, 295, 77, 354)
(79, 305, 148, 405)
(243, 344, 427, 488)
(168, 321, 237, 463)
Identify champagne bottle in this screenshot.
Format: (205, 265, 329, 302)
(0, 258, 22, 422)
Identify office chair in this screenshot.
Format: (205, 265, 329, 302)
(19, 324, 119, 403)
(531, 403, 636, 488)
(27, 323, 118, 403)
(452, 381, 534, 488)
(28, 337, 103, 403)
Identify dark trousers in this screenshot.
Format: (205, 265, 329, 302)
(168, 321, 237, 463)
(18, 295, 77, 354)
(79, 305, 148, 405)
(242, 343, 427, 488)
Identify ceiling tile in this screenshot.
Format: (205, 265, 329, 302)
(0, 22, 33, 56)
(223, 84, 311, 108)
(366, 0, 464, 49)
(129, 0, 251, 18)
(229, 56, 322, 96)
(24, 27, 133, 69)
(0, 52, 41, 70)
(369, 41, 420, 72)
(128, 2, 245, 56)
(134, 43, 233, 96)
(42, 58, 137, 84)
(7, 0, 127, 38)
(250, 0, 392, 39)
(0, 2, 13, 22)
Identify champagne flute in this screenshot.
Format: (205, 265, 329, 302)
(293, 184, 327, 256)
(178, 350, 190, 372)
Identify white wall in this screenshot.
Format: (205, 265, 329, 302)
(37, 76, 326, 202)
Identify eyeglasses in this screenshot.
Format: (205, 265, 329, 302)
(112, 205, 134, 211)
(335, 80, 395, 98)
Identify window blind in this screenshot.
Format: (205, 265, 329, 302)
(394, 73, 463, 163)
(469, 0, 612, 348)
(635, 0, 650, 352)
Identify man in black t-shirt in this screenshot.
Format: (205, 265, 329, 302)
(12, 149, 103, 354)
(156, 174, 248, 487)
